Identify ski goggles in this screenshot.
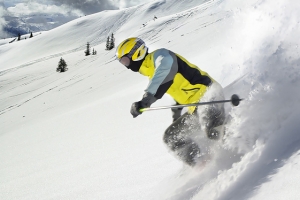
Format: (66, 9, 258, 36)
(119, 55, 131, 67)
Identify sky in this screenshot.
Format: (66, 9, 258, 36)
(2, 0, 155, 14)
(1, 0, 300, 199)
(0, 0, 154, 38)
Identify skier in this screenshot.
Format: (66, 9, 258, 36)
(116, 37, 225, 166)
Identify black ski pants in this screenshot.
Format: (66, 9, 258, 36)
(163, 102, 225, 166)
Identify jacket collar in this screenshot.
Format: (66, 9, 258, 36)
(139, 51, 155, 77)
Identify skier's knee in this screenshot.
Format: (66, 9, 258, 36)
(206, 127, 221, 140)
(163, 131, 187, 151)
(204, 108, 226, 140)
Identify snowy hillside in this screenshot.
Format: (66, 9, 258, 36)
(1, 0, 300, 199)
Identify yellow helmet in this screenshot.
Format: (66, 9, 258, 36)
(116, 37, 148, 64)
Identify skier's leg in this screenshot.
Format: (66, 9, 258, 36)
(163, 112, 201, 166)
(198, 82, 226, 140)
(203, 103, 225, 139)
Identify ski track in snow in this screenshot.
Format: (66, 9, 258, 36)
(1, 0, 300, 199)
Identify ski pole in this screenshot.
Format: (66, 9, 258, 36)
(140, 94, 242, 112)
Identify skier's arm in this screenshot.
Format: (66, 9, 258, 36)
(130, 49, 178, 118)
(130, 92, 157, 118)
(145, 48, 178, 99)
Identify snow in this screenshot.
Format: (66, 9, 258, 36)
(1, 0, 300, 199)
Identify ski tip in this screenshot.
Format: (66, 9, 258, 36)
(231, 94, 243, 106)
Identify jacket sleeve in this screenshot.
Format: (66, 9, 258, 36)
(145, 49, 178, 99)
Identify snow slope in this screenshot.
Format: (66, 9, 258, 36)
(1, 0, 300, 199)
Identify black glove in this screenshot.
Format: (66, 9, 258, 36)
(130, 101, 143, 118)
(171, 102, 183, 122)
(130, 92, 157, 118)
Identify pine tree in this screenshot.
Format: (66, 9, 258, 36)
(56, 57, 68, 73)
(105, 36, 110, 50)
(109, 33, 115, 50)
(105, 33, 115, 50)
(85, 42, 91, 56)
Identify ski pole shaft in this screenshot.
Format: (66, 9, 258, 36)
(140, 94, 242, 112)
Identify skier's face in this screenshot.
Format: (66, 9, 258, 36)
(127, 60, 142, 72)
(119, 55, 131, 67)
(119, 55, 141, 72)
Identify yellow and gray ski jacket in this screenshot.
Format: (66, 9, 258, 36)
(139, 48, 215, 113)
